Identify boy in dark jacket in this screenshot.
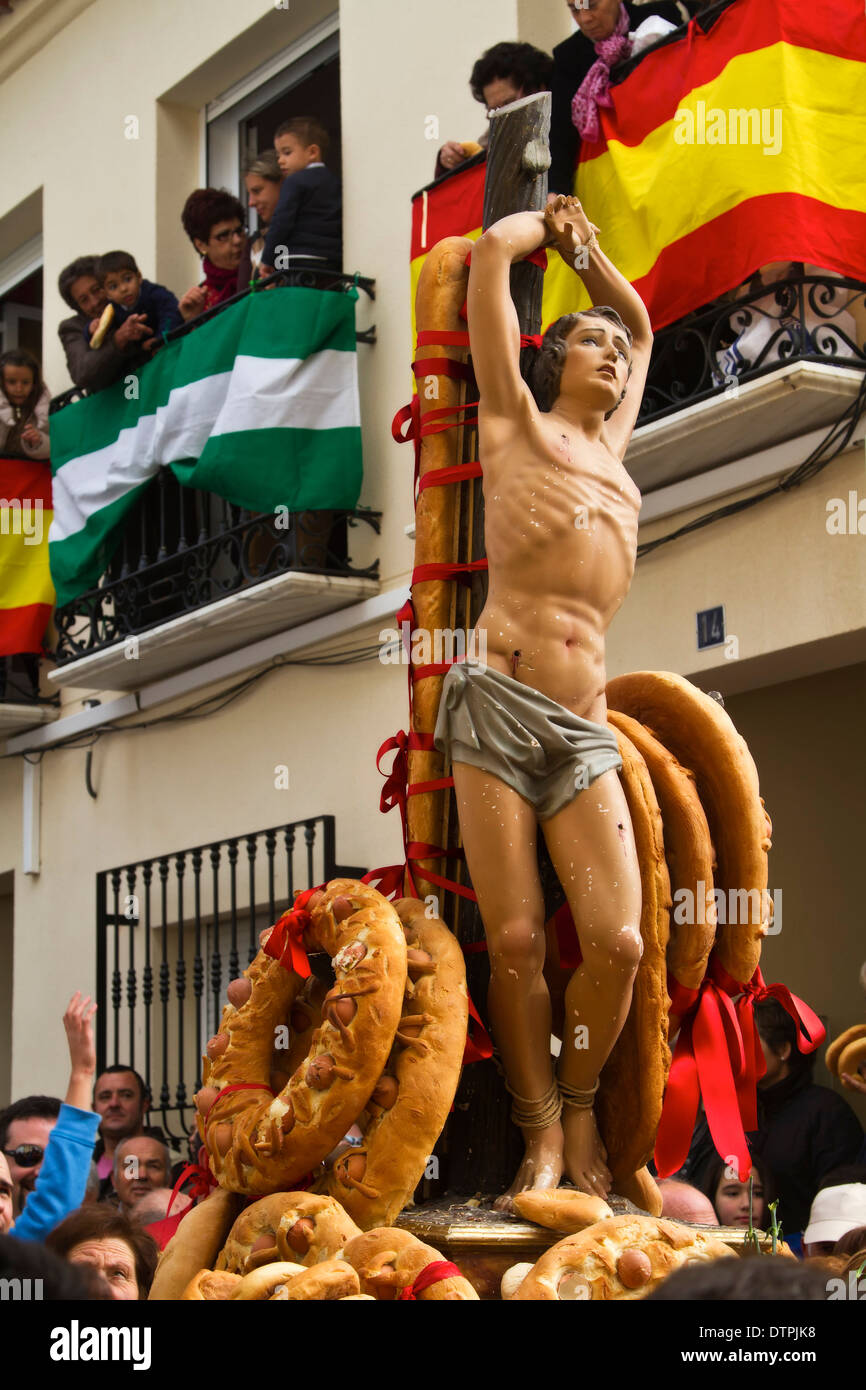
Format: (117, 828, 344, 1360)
(260, 117, 342, 274)
(96, 250, 183, 341)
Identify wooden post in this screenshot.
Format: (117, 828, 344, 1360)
(442, 93, 556, 1198)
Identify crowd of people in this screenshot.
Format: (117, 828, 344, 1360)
(0, 113, 341, 459)
(1, 966, 864, 1301)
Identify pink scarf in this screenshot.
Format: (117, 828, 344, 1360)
(571, 3, 633, 143)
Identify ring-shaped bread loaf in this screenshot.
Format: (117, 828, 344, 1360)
(606, 671, 770, 985)
(826, 1023, 866, 1078)
(607, 709, 718, 1021)
(216, 1192, 361, 1273)
(320, 896, 468, 1228)
(196, 879, 408, 1193)
(510, 1214, 735, 1300)
(343, 1227, 479, 1300)
(596, 724, 672, 1181)
(837, 1036, 866, 1085)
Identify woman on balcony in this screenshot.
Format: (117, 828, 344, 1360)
(178, 188, 247, 323)
(237, 151, 283, 291)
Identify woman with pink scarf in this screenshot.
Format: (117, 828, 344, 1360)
(549, 0, 692, 196)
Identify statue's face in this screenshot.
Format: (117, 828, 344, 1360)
(557, 317, 630, 413)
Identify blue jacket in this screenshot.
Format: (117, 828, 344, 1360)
(262, 165, 342, 269)
(113, 279, 183, 337)
(12, 1104, 101, 1242)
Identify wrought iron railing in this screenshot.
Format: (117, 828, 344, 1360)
(638, 269, 866, 426)
(96, 815, 365, 1144)
(52, 469, 381, 664)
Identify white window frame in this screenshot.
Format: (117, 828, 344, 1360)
(206, 13, 339, 199)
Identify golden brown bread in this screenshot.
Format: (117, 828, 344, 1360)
(322, 896, 468, 1227)
(512, 1188, 613, 1234)
(837, 1037, 866, 1086)
(89, 302, 114, 350)
(826, 1023, 866, 1077)
(343, 1227, 479, 1300)
(180, 1268, 242, 1300)
(232, 1261, 307, 1300)
(606, 671, 769, 984)
(270, 1258, 360, 1301)
(147, 1188, 241, 1301)
(216, 1192, 360, 1273)
(197, 880, 408, 1193)
(407, 237, 474, 902)
(270, 975, 327, 1095)
(595, 724, 672, 1180)
(607, 710, 718, 1020)
(511, 1214, 735, 1300)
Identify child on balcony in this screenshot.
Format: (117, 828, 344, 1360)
(0, 348, 50, 460)
(259, 117, 342, 277)
(95, 251, 183, 345)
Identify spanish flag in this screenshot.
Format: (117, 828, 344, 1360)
(410, 0, 866, 332)
(0, 458, 54, 656)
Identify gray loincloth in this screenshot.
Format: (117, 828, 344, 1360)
(433, 661, 622, 821)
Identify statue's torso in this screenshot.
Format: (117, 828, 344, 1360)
(477, 411, 641, 719)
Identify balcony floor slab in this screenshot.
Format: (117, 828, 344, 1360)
(628, 362, 865, 494)
(48, 570, 380, 692)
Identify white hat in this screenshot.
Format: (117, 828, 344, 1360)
(803, 1183, 866, 1245)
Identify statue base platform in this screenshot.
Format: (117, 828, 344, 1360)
(396, 1196, 784, 1299)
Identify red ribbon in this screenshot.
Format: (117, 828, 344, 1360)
(655, 958, 826, 1181)
(166, 1149, 216, 1220)
(398, 1260, 464, 1299)
(263, 905, 313, 979)
(463, 995, 494, 1065)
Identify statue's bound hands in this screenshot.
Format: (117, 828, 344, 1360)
(543, 195, 599, 267)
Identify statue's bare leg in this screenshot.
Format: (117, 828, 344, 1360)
(452, 760, 563, 1211)
(541, 768, 643, 1199)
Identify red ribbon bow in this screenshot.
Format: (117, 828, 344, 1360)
(397, 1260, 464, 1299)
(655, 959, 826, 1181)
(263, 887, 322, 979)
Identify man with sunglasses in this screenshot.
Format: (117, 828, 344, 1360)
(0, 992, 101, 1241)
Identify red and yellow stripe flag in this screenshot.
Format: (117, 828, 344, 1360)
(410, 0, 866, 332)
(0, 458, 54, 656)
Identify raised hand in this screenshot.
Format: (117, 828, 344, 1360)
(63, 991, 98, 1110)
(542, 194, 599, 265)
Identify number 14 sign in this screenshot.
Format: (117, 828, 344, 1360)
(697, 605, 726, 651)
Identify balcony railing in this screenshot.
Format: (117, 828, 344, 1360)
(96, 815, 365, 1144)
(638, 268, 866, 426)
(52, 469, 380, 665)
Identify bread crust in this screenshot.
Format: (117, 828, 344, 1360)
(275, 1257, 360, 1301)
(407, 237, 474, 901)
(511, 1214, 735, 1300)
(343, 1226, 478, 1300)
(826, 1023, 866, 1075)
(147, 1188, 241, 1301)
(197, 880, 408, 1193)
(180, 1268, 242, 1301)
(512, 1188, 613, 1234)
(595, 724, 672, 1180)
(607, 709, 717, 1013)
(606, 671, 769, 984)
(217, 1191, 360, 1273)
(232, 1261, 308, 1300)
(837, 1037, 866, 1087)
(322, 896, 468, 1227)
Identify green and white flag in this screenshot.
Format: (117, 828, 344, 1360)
(49, 286, 362, 607)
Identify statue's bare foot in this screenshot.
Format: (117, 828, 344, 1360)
(562, 1105, 612, 1199)
(492, 1121, 564, 1214)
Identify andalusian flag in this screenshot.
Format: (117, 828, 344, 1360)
(0, 458, 54, 656)
(410, 0, 866, 331)
(49, 287, 363, 607)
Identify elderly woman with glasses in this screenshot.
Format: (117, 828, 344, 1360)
(178, 187, 248, 322)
